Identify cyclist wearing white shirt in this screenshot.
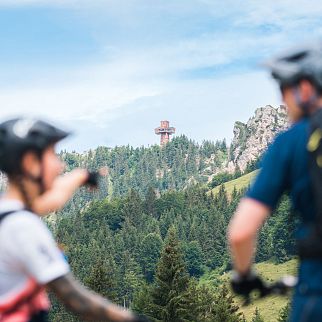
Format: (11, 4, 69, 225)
(0, 200, 69, 321)
(0, 118, 148, 322)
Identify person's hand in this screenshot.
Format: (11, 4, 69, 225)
(85, 167, 109, 188)
(231, 270, 266, 297)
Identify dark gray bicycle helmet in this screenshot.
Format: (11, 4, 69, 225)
(0, 118, 69, 175)
(264, 41, 322, 90)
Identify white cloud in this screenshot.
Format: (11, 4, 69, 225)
(0, 0, 319, 149)
(57, 69, 281, 151)
(0, 29, 272, 130)
(232, 0, 322, 29)
(0, 0, 100, 7)
(0, 84, 160, 125)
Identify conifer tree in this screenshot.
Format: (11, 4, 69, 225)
(277, 302, 290, 322)
(119, 251, 143, 308)
(183, 241, 204, 277)
(131, 283, 154, 317)
(83, 257, 118, 302)
(212, 284, 243, 322)
(122, 189, 144, 227)
(145, 187, 158, 218)
(150, 227, 191, 322)
(183, 281, 243, 322)
(251, 307, 265, 322)
(140, 233, 163, 282)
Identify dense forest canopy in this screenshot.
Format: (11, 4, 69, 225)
(48, 134, 296, 321)
(0, 130, 294, 320)
(60, 135, 229, 199)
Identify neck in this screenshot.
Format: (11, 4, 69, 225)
(4, 185, 26, 203)
(3, 181, 38, 209)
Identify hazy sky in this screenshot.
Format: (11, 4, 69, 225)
(0, 1, 322, 151)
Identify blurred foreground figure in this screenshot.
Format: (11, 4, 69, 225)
(228, 41, 322, 321)
(0, 118, 148, 322)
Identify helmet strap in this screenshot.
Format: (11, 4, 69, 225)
(26, 154, 46, 195)
(15, 154, 46, 211)
(23, 171, 45, 194)
(15, 175, 33, 211)
(14, 172, 44, 212)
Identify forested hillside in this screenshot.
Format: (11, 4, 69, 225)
(0, 105, 294, 321)
(60, 135, 229, 198)
(50, 183, 297, 321)
(45, 105, 295, 321)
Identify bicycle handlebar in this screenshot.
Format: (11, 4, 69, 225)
(242, 275, 297, 306)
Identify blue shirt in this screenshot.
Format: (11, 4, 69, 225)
(247, 118, 314, 222)
(247, 118, 322, 294)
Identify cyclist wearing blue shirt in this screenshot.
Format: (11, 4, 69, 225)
(228, 42, 322, 321)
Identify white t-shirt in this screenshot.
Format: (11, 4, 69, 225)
(0, 199, 69, 317)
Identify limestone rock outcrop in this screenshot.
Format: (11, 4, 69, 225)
(227, 105, 288, 172)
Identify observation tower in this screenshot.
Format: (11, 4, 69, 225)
(155, 121, 176, 146)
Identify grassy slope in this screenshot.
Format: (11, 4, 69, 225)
(200, 259, 298, 322)
(236, 259, 298, 321)
(211, 170, 258, 196)
(209, 171, 296, 320)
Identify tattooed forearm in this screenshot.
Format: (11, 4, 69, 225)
(47, 273, 134, 322)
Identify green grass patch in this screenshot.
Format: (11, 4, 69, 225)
(211, 170, 258, 196)
(237, 259, 298, 321)
(200, 259, 298, 321)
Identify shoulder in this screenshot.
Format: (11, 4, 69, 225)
(0, 209, 70, 284)
(265, 119, 309, 159)
(274, 119, 309, 144)
(1, 210, 51, 238)
(3, 210, 45, 226)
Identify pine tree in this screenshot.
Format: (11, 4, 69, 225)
(212, 284, 243, 322)
(182, 279, 206, 321)
(251, 307, 265, 322)
(256, 222, 272, 262)
(145, 187, 158, 218)
(122, 189, 144, 228)
(83, 257, 118, 302)
(183, 241, 204, 277)
(183, 281, 243, 322)
(150, 227, 191, 322)
(140, 233, 163, 282)
(277, 301, 290, 322)
(132, 283, 154, 317)
(119, 251, 143, 308)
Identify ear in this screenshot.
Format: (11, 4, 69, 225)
(299, 79, 316, 102)
(21, 151, 41, 176)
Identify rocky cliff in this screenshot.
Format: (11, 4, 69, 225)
(226, 105, 288, 173)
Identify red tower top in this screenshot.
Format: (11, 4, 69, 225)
(155, 120, 176, 146)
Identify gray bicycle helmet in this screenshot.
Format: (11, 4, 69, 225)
(0, 118, 69, 175)
(264, 41, 322, 90)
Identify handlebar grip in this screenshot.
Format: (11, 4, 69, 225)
(264, 275, 297, 296)
(280, 275, 298, 288)
(242, 275, 297, 306)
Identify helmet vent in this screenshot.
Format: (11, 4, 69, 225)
(12, 119, 36, 139)
(286, 51, 308, 62)
(29, 130, 40, 137)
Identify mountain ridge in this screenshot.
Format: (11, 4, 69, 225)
(0, 105, 289, 197)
